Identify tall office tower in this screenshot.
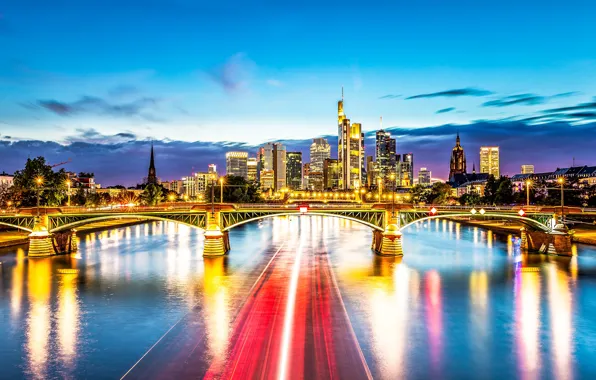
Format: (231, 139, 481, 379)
(256, 147, 265, 182)
(521, 164, 534, 174)
(194, 172, 210, 196)
(310, 138, 331, 173)
(449, 133, 467, 181)
(418, 167, 432, 186)
(261, 143, 286, 190)
(247, 157, 258, 182)
(182, 175, 196, 197)
(302, 163, 311, 190)
(397, 153, 414, 187)
(323, 158, 340, 190)
(225, 151, 249, 179)
(375, 121, 396, 183)
(366, 156, 378, 188)
(337, 89, 364, 189)
(286, 152, 303, 190)
(480, 146, 500, 178)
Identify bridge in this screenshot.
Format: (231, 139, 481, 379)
(0, 204, 574, 257)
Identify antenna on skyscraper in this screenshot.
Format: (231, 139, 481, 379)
(380, 116, 383, 129)
(341, 86, 344, 101)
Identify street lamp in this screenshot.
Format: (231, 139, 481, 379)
(390, 173, 396, 218)
(377, 178, 383, 202)
(210, 174, 216, 217)
(525, 180, 532, 207)
(35, 176, 44, 217)
(219, 177, 224, 204)
(66, 180, 71, 207)
(558, 177, 565, 221)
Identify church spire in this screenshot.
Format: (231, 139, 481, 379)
(147, 142, 157, 185)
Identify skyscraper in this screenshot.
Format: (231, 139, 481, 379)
(302, 163, 311, 190)
(323, 158, 340, 190)
(310, 138, 331, 173)
(366, 156, 377, 188)
(337, 89, 364, 189)
(286, 152, 302, 190)
(247, 157, 258, 182)
(480, 146, 500, 178)
(146, 143, 158, 185)
(521, 164, 534, 174)
(449, 133, 466, 181)
(261, 142, 287, 191)
(375, 121, 396, 183)
(418, 167, 432, 186)
(397, 153, 414, 187)
(225, 151, 248, 179)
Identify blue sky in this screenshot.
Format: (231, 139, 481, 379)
(1, 1, 595, 184)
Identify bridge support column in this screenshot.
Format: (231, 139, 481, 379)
(203, 225, 230, 256)
(520, 226, 573, 256)
(372, 224, 403, 256)
(28, 217, 55, 257)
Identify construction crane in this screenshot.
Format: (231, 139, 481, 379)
(49, 158, 72, 168)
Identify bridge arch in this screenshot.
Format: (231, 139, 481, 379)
(222, 212, 385, 232)
(50, 215, 204, 233)
(0, 221, 33, 233)
(399, 213, 551, 232)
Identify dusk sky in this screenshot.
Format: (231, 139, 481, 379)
(1, 0, 595, 185)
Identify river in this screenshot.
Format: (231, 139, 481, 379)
(1, 216, 596, 379)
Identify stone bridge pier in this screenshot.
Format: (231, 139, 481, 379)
(28, 216, 79, 257)
(520, 225, 574, 256)
(371, 211, 403, 256)
(203, 211, 230, 256)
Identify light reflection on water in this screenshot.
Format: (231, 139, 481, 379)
(0, 217, 595, 379)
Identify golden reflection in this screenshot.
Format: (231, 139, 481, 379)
(455, 222, 461, 240)
(11, 247, 26, 319)
(546, 264, 573, 380)
(26, 258, 52, 379)
(507, 235, 513, 256)
(515, 269, 541, 380)
(203, 256, 230, 359)
(487, 230, 493, 249)
(469, 271, 489, 366)
(57, 272, 80, 366)
(425, 270, 442, 371)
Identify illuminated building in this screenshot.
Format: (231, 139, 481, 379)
(449, 133, 467, 181)
(323, 158, 340, 190)
(337, 88, 364, 189)
(261, 143, 286, 191)
(182, 172, 209, 198)
(366, 156, 378, 188)
(286, 152, 302, 190)
(146, 143, 158, 185)
(0, 174, 14, 187)
(418, 167, 432, 186)
(310, 138, 331, 173)
(376, 123, 396, 183)
(397, 153, 414, 187)
(480, 146, 500, 178)
(521, 164, 534, 174)
(225, 151, 248, 179)
(302, 163, 310, 190)
(260, 170, 275, 191)
(247, 157, 258, 182)
(208, 164, 217, 177)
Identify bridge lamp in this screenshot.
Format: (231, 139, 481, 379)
(300, 206, 308, 214)
(471, 208, 477, 215)
(430, 207, 437, 215)
(35, 176, 44, 186)
(518, 209, 526, 217)
(479, 208, 486, 215)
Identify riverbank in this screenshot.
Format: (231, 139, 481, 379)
(0, 219, 150, 249)
(446, 217, 596, 246)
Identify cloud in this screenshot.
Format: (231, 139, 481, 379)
(406, 88, 493, 100)
(379, 94, 402, 99)
(266, 79, 283, 87)
(541, 100, 596, 114)
(436, 107, 456, 114)
(482, 91, 580, 108)
(208, 53, 255, 93)
(29, 95, 160, 120)
(64, 128, 138, 144)
(108, 85, 140, 97)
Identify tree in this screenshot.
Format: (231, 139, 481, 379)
(206, 175, 263, 203)
(140, 184, 164, 206)
(11, 157, 68, 207)
(460, 192, 481, 206)
(427, 182, 453, 205)
(482, 175, 498, 205)
(0, 182, 12, 208)
(494, 177, 514, 205)
(115, 190, 139, 205)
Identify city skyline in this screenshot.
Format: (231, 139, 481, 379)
(1, 1, 595, 184)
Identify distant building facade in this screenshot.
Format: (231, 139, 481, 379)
(286, 152, 303, 190)
(226, 151, 248, 179)
(375, 128, 396, 183)
(418, 167, 432, 186)
(323, 158, 340, 190)
(521, 164, 534, 174)
(397, 153, 414, 187)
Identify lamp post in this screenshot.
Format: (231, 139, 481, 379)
(66, 180, 71, 207)
(377, 178, 383, 203)
(35, 176, 44, 217)
(210, 174, 216, 217)
(525, 180, 532, 207)
(390, 173, 396, 218)
(558, 177, 564, 222)
(219, 177, 224, 204)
